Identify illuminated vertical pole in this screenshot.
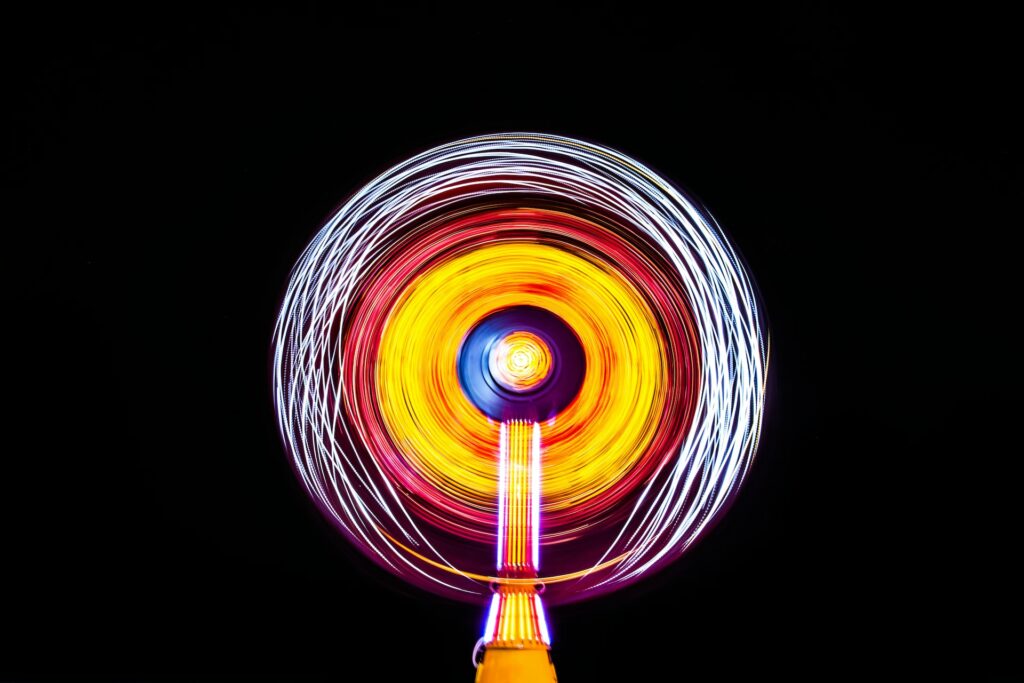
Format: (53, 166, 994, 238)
(482, 419, 550, 648)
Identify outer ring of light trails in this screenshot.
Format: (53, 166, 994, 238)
(272, 132, 769, 604)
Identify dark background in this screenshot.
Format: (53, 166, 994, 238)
(3, 3, 1019, 681)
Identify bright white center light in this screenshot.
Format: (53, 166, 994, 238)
(490, 331, 551, 392)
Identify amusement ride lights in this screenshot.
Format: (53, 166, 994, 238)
(272, 133, 769, 680)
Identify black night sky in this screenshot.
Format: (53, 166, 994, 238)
(3, 4, 1019, 681)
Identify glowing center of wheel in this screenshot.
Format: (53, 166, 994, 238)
(489, 331, 552, 392)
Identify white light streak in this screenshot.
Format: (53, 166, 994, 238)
(272, 133, 768, 603)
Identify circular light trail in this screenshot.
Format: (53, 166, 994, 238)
(456, 304, 586, 422)
(272, 133, 769, 604)
(490, 331, 551, 392)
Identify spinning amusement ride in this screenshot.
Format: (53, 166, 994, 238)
(273, 133, 768, 681)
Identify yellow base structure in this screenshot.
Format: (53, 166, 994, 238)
(475, 647, 558, 683)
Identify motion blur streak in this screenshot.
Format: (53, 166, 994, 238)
(497, 420, 539, 576)
(272, 133, 768, 604)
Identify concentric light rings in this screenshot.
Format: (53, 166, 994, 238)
(272, 133, 768, 604)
